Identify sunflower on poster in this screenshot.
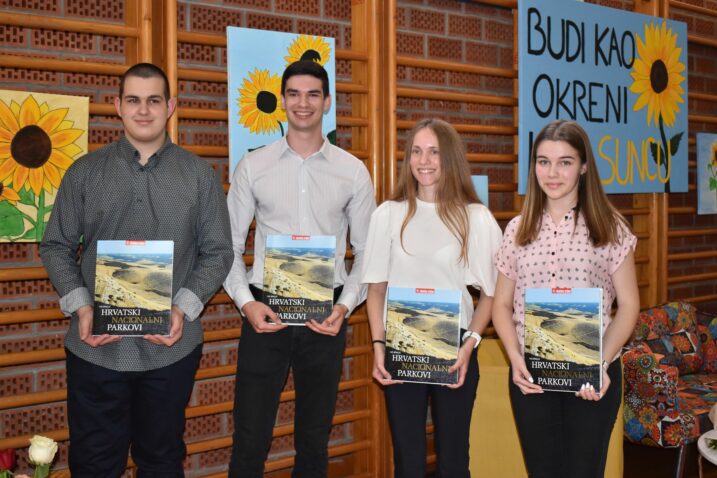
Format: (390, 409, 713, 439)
(629, 21, 686, 192)
(238, 68, 287, 136)
(284, 35, 331, 67)
(0, 93, 86, 242)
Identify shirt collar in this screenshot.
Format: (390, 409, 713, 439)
(279, 136, 331, 162)
(118, 134, 173, 168)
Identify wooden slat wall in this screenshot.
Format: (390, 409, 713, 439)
(1, 0, 717, 476)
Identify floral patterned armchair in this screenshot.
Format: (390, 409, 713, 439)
(623, 302, 717, 477)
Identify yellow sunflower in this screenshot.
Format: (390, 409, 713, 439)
(712, 141, 717, 167)
(238, 68, 287, 135)
(0, 183, 20, 205)
(284, 35, 331, 67)
(0, 94, 84, 196)
(630, 21, 686, 128)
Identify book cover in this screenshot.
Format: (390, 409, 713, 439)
(385, 287, 461, 385)
(93, 240, 174, 336)
(262, 234, 336, 325)
(524, 287, 603, 393)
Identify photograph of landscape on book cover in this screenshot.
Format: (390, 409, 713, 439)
(93, 240, 174, 336)
(263, 234, 335, 325)
(524, 287, 603, 392)
(385, 287, 461, 385)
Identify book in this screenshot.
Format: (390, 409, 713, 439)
(93, 240, 174, 336)
(523, 287, 603, 393)
(385, 287, 461, 385)
(262, 234, 336, 325)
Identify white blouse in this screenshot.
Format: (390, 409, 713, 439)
(361, 199, 503, 329)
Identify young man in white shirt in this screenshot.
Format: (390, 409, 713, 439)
(223, 60, 376, 478)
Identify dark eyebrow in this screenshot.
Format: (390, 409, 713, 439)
(123, 94, 165, 101)
(285, 88, 322, 95)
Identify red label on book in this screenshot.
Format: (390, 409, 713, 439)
(415, 288, 435, 294)
(551, 287, 572, 294)
(291, 235, 310, 240)
(125, 240, 146, 246)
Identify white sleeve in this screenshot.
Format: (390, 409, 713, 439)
(466, 205, 503, 296)
(360, 202, 393, 284)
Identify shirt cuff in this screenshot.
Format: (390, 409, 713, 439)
(236, 287, 258, 313)
(60, 287, 93, 316)
(337, 292, 357, 317)
(173, 288, 203, 322)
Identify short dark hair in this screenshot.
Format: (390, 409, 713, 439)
(119, 63, 170, 101)
(281, 60, 330, 97)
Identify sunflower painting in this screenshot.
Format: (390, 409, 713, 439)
(227, 27, 336, 178)
(238, 68, 287, 136)
(284, 35, 331, 67)
(696, 133, 717, 215)
(0, 90, 88, 242)
(630, 21, 686, 193)
(517, 1, 689, 194)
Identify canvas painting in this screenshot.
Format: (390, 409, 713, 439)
(0, 90, 89, 242)
(227, 27, 337, 178)
(696, 133, 717, 214)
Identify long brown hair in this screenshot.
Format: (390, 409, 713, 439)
(392, 118, 481, 263)
(516, 119, 630, 247)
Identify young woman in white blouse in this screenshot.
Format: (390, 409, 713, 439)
(361, 118, 502, 477)
(492, 120, 639, 477)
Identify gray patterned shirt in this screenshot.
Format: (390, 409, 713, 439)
(40, 135, 233, 372)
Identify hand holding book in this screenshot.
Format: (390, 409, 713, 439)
(77, 304, 121, 348)
(144, 305, 185, 346)
(242, 300, 286, 333)
(371, 341, 400, 386)
(306, 303, 348, 336)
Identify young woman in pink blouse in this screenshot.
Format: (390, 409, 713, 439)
(492, 120, 639, 477)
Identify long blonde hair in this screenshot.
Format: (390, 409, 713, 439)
(392, 118, 481, 263)
(516, 119, 630, 247)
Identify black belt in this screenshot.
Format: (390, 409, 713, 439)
(249, 284, 344, 303)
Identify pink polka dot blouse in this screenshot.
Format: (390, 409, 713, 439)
(494, 209, 636, 350)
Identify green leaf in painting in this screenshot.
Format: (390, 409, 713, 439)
(0, 201, 26, 238)
(18, 187, 36, 206)
(669, 132, 684, 156)
(327, 130, 337, 145)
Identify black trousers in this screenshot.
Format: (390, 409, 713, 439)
(228, 286, 346, 478)
(65, 345, 202, 478)
(384, 344, 479, 478)
(508, 359, 622, 478)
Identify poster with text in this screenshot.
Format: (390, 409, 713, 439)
(519, 0, 688, 194)
(696, 133, 717, 215)
(227, 27, 337, 178)
(0, 90, 89, 242)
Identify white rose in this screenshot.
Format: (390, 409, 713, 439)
(27, 435, 58, 465)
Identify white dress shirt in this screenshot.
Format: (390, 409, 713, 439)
(224, 137, 376, 315)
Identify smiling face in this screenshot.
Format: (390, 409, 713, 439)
(409, 127, 442, 202)
(114, 75, 175, 153)
(534, 139, 587, 208)
(280, 74, 330, 135)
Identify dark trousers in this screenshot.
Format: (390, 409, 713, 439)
(509, 359, 622, 478)
(65, 345, 202, 478)
(384, 345, 479, 478)
(228, 286, 346, 478)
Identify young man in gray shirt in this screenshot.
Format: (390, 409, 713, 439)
(41, 63, 233, 478)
